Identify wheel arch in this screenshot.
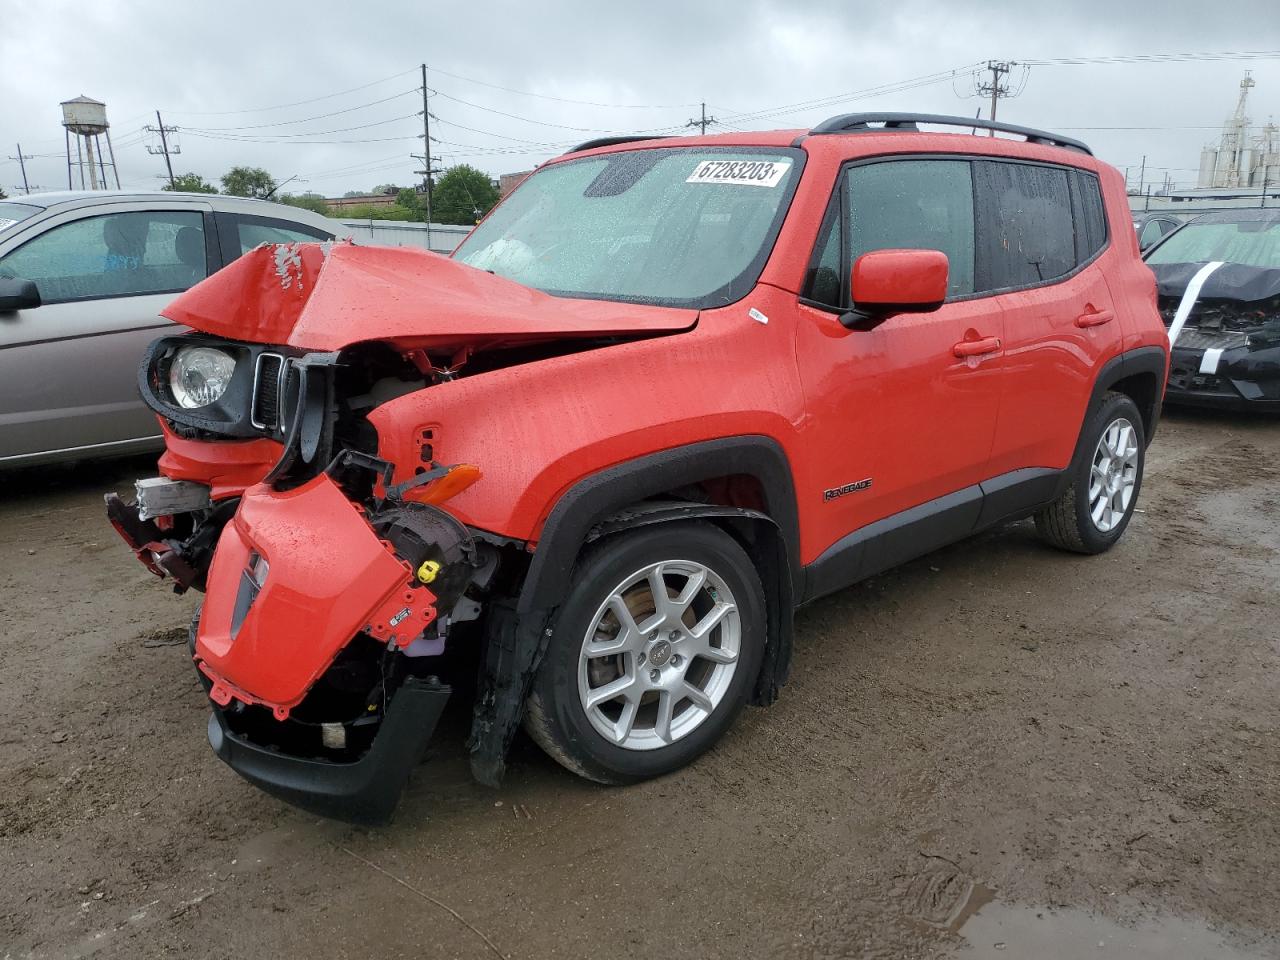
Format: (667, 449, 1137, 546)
(516, 435, 801, 614)
(1056, 345, 1166, 500)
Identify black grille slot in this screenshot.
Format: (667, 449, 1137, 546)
(252, 354, 284, 429)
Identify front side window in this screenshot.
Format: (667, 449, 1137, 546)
(454, 147, 802, 307)
(1145, 213, 1280, 268)
(974, 161, 1075, 289)
(0, 210, 207, 303)
(846, 159, 976, 297)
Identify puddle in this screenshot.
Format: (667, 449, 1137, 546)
(956, 900, 1273, 959)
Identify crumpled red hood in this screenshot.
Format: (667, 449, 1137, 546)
(162, 241, 696, 351)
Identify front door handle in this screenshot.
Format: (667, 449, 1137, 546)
(953, 336, 1001, 358)
(1075, 308, 1114, 328)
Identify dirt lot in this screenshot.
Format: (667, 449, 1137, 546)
(2, 410, 1278, 959)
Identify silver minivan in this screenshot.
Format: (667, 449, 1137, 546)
(0, 191, 337, 468)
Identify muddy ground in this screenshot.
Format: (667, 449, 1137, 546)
(1, 410, 1278, 959)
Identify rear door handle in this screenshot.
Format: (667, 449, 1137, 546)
(953, 336, 1001, 358)
(1075, 309, 1114, 328)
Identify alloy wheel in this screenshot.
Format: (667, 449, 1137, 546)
(1088, 416, 1139, 532)
(576, 559, 741, 751)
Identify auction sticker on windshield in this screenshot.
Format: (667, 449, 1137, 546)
(686, 159, 791, 187)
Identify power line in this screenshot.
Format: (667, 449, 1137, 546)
(182, 112, 421, 141)
(425, 65, 699, 109)
(427, 88, 625, 132)
(1023, 49, 1280, 65)
(180, 89, 419, 132)
(163, 67, 420, 116)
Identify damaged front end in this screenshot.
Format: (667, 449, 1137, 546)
(131, 340, 497, 822)
(199, 463, 485, 823)
(1154, 263, 1280, 411)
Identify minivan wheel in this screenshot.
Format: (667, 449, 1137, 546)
(1035, 391, 1146, 554)
(523, 521, 765, 784)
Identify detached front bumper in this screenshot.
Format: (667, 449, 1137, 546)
(208, 677, 449, 824)
(1167, 343, 1280, 412)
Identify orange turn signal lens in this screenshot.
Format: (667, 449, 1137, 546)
(404, 463, 482, 504)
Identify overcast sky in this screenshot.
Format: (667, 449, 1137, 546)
(2, 0, 1279, 199)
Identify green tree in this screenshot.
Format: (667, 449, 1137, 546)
(394, 188, 423, 219)
(164, 172, 218, 194)
(220, 166, 276, 199)
(279, 192, 330, 215)
(431, 165, 499, 225)
(0, 186, 7, 199)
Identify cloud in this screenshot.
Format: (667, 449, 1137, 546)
(2, 0, 1278, 197)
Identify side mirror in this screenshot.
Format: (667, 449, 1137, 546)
(840, 249, 948, 331)
(0, 277, 41, 312)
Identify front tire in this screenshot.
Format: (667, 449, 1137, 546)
(1035, 391, 1146, 554)
(524, 521, 765, 784)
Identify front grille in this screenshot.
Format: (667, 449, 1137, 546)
(251, 353, 284, 429)
(1174, 327, 1248, 351)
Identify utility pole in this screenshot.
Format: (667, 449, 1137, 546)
(145, 111, 179, 189)
(420, 63, 434, 247)
(8, 144, 32, 194)
(1138, 155, 1146, 196)
(687, 102, 716, 135)
(975, 61, 1013, 134)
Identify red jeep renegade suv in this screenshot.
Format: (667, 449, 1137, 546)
(107, 113, 1169, 822)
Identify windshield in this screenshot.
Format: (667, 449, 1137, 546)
(1146, 213, 1280, 268)
(0, 202, 42, 233)
(454, 147, 802, 307)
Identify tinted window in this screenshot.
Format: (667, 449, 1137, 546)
(0, 210, 206, 303)
(805, 211, 843, 307)
(974, 161, 1075, 289)
(231, 215, 330, 256)
(846, 160, 975, 297)
(1139, 219, 1165, 249)
(1076, 171, 1108, 258)
(0, 201, 42, 233)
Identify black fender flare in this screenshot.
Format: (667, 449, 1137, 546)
(1056, 345, 1168, 499)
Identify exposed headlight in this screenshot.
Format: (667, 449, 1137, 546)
(168, 346, 236, 409)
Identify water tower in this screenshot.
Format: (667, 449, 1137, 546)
(61, 95, 121, 190)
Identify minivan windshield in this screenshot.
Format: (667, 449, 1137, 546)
(454, 147, 802, 308)
(0, 202, 42, 233)
(1145, 211, 1280, 268)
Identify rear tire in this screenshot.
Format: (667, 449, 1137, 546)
(524, 521, 765, 784)
(1035, 391, 1146, 554)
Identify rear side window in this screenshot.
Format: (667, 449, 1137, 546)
(215, 213, 332, 264)
(974, 161, 1075, 289)
(846, 160, 976, 297)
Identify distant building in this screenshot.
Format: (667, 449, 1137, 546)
(1196, 72, 1280, 191)
(325, 191, 402, 213)
(499, 170, 532, 197)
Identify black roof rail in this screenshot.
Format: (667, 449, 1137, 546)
(808, 113, 1091, 155)
(564, 135, 673, 155)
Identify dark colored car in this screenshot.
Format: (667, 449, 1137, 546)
(1145, 209, 1280, 411)
(1133, 213, 1181, 251)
